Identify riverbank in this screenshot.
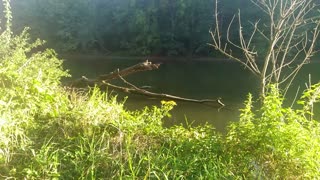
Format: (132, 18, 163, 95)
(3, 34, 320, 179)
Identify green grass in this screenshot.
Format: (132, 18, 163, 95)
(1, 1, 320, 179)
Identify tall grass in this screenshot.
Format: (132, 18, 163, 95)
(225, 85, 320, 179)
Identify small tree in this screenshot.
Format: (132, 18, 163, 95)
(209, 0, 320, 98)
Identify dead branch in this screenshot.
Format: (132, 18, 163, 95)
(102, 81, 225, 107)
(116, 75, 225, 106)
(67, 60, 161, 87)
(66, 60, 225, 107)
(98, 60, 160, 81)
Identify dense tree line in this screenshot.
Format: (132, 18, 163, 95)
(6, 0, 318, 56)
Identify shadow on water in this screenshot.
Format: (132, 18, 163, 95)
(62, 55, 320, 132)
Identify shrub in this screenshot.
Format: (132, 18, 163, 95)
(225, 85, 320, 179)
(0, 1, 70, 177)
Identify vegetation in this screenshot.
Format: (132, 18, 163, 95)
(226, 85, 320, 178)
(8, 0, 319, 58)
(8, 0, 214, 56)
(7, 0, 276, 56)
(1, 0, 320, 179)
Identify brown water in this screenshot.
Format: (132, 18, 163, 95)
(62, 55, 320, 132)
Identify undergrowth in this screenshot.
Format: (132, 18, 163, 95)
(226, 85, 320, 179)
(0, 1, 320, 179)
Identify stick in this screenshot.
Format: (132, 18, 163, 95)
(105, 75, 225, 107)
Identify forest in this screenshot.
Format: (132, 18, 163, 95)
(10, 0, 320, 57)
(9, 0, 267, 56)
(1, 0, 320, 179)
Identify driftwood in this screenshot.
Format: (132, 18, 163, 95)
(68, 60, 160, 87)
(67, 60, 225, 107)
(104, 75, 225, 106)
(98, 60, 160, 81)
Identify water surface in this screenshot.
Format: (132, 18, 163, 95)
(62, 55, 320, 132)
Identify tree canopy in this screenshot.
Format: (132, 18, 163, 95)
(3, 0, 318, 56)
(3, 0, 268, 56)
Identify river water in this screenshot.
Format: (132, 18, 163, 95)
(62, 55, 320, 132)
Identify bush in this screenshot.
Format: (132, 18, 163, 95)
(225, 85, 320, 179)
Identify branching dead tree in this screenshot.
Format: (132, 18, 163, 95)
(209, 0, 320, 98)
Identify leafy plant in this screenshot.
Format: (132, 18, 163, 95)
(226, 84, 320, 178)
(298, 82, 320, 120)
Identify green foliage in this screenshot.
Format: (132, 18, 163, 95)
(9, 0, 215, 56)
(226, 85, 320, 179)
(149, 124, 229, 179)
(0, 2, 69, 177)
(298, 82, 320, 120)
(8, 0, 320, 56)
(1, 2, 320, 179)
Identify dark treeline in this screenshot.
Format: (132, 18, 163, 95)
(6, 0, 318, 56)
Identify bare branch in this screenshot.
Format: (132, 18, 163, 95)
(210, 0, 320, 98)
(111, 75, 225, 107)
(214, 0, 221, 48)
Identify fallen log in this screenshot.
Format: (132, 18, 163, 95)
(98, 60, 160, 81)
(67, 60, 225, 107)
(67, 60, 160, 87)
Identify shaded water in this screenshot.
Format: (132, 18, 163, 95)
(62, 55, 320, 132)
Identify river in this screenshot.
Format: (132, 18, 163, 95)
(62, 55, 320, 132)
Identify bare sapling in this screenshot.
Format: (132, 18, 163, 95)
(209, 0, 320, 99)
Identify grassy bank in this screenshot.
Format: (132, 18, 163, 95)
(1, 1, 320, 179)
